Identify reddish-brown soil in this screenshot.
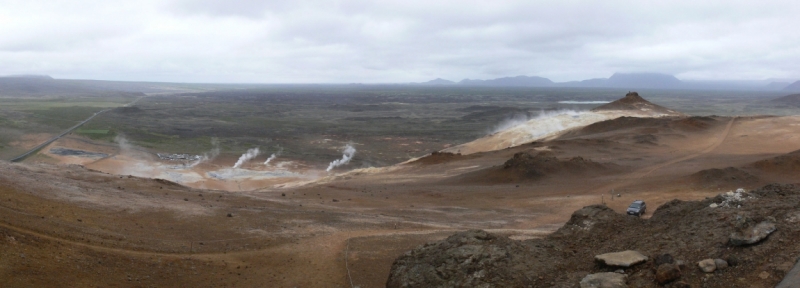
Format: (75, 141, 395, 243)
(687, 167, 761, 189)
(750, 149, 800, 175)
(454, 151, 623, 184)
(4, 112, 800, 287)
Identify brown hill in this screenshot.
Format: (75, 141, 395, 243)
(687, 167, 760, 189)
(591, 92, 682, 115)
(411, 151, 475, 165)
(561, 116, 720, 145)
(456, 151, 621, 183)
(750, 149, 800, 175)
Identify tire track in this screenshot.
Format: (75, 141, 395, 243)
(592, 116, 736, 194)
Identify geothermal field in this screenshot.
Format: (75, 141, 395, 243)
(3, 82, 800, 287)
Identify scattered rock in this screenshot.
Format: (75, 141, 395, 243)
(730, 221, 777, 246)
(595, 250, 648, 267)
(332, 199, 339, 202)
(709, 203, 718, 208)
(698, 259, 716, 273)
(759, 271, 770, 279)
(713, 259, 728, 270)
(281, 193, 285, 197)
(386, 230, 535, 288)
(726, 256, 739, 267)
(672, 281, 691, 288)
(226, 213, 233, 217)
(654, 253, 674, 266)
(655, 263, 681, 284)
(675, 260, 687, 270)
(579, 272, 628, 288)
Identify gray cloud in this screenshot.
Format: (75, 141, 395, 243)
(0, 0, 799, 83)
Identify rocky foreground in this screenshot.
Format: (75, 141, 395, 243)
(387, 184, 800, 287)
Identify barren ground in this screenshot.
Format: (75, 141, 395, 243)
(3, 110, 800, 287)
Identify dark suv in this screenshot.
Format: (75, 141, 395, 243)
(627, 200, 646, 216)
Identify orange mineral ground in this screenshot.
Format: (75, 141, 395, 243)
(3, 93, 800, 287)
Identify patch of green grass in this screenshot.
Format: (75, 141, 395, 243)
(75, 129, 116, 141)
(76, 129, 110, 134)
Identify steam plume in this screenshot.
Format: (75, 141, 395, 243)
(326, 144, 356, 172)
(263, 148, 283, 165)
(188, 137, 220, 167)
(233, 148, 260, 169)
(114, 135, 132, 152)
(489, 109, 583, 135)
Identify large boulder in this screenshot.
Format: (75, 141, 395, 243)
(580, 272, 628, 288)
(655, 263, 681, 284)
(730, 221, 777, 246)
(595, 250, 648, 267)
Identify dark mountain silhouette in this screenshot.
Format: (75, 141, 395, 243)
(0, 76, 98, 96)
(3, 74, 54, 80)
(425, 73, 793, 90)
(606, 72, 682, 88)
(766, 82, 791, 90)
(0, 76, 185, 96)
(784, 80, 800, 91)
(558, 73, 683, 89)
(592, 91, 683, 115)
(459, 75, 553, 87)
(423, 78, 456, 85)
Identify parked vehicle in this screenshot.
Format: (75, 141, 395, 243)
(627, 200, 647, 216)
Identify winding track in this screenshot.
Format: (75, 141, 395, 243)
(590, 116, 736, 194)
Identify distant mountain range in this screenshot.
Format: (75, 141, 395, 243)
(784, 80, 800, 91)
(419, 73, 798, 91)
(0, 75, 225, 97)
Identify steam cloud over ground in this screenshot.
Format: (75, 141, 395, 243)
(489, 110, 585, 136)
(233, 148, 260, 169)
(264, 148, 283, 165)
(189, 138, 220, 167)
(327, 144, 356, 172)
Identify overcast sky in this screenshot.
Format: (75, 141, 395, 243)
(1, 0, 798, 83)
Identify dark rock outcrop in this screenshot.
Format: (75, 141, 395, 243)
(386, 230, 534, 288)
(387, 184, 800, 287)
(591, 92, 682, 115)
(730, 221, 777, 246)
(655, 263, 681, 284)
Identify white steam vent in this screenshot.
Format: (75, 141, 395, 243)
(233, 148, 260, 169)
(264, 148, 283, 166)
(326, 144, 356, 172)
(489, 110, 583, 135)
(189, 138, 220, 167)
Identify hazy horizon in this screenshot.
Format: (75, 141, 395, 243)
(2, 1, 799, 83)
